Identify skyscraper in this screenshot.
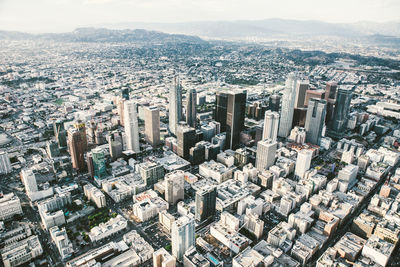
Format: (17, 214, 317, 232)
(121, 88, 129, 100)
(144, 106, 160, 147)
(169, 76, 183, 136)
(295, 149, 313, 178)
(91, 147, 107, 179)
(171, 216, 195, 261)
(262, 110, 279, 141)
(256, 139, 277, 172)
(165, 170, 185, 205)
(304, 89, 325, 107)
(177, 123, 197, 160)
(186, 88, 197, 128)
(124, 100, 140, 153)
(107, 131, 123, 161)
(305, 98, 327, 145)
(278, 74, 298, 138)
(325, 81, 337, 124)
(215, 90, 247, 150)
(195, 185, 216, 222)
(73, 121, 88, 152)
(269, 94, 281, 112)
(330, 88, 352, 135)
(68, 128, 86, 172)
(53, 120, 67, 149)
(295, 80, 309, 108)
(20, 169, 38, 193)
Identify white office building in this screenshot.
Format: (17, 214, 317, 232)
(171, 216, 195, 261)
(263, 111, 279, 141)
(278, 73, 298, 138)
(124, 100, 140, 153)
(256, 139, 277, 172)
(295, 149, 313, 179)
(0, 151, 12, 175)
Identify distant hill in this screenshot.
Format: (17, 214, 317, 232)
(0, 28, 207, 44)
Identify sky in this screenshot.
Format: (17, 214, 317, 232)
(0, 0, 399, 33)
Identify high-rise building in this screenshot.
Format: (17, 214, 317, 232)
(295, 149, 313, 178)
(68, 128, 86, 172)
(330, 88, 353, 135)
(73, 121, 88, 152)
(165, 170, 185, 205)
(53, 120, 67, 149)
(255, 139, 277, 172)
(305, 98, 327, 145)
(124, 100, 140, 153)
(169, 76, 183, 136)
(144, 106, 160, 147)
(117, 98, 125, 126)
(295, 81, 309, 108)
(269, 94, 281, 112)
(325, 81, 338, 124)
(177, 123, 196, 160)
(153, 248, 176, 267)
(215, 90, 247, 149)
(186, 88, 197, 128)
(91, 147, 107, 179)
(107, 131, 123, 161)
(171, 216, 195, 261)
(0, 151, 12, 175)
(304, 89, 325, 107)
(121, 88, 130, 100)
(195, 185, 217, 222)
(278, 74, 298, 138)
(262, 110, 279, 141)
(20, 169, 38, 193)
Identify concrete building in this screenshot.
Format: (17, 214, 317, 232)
(124, 100, 140, 153)
(49, 226, 74, 260)
(1, 235, 43, 267)
(278, 73, 298, 138)
(330, 88, 353, 135)
(132, 190, 169, 222)
(153, 248, 176, 267)
(107, 130, 123, 161)
(262, 111, 279, 141)
(89, 215, 128, 242)
(144, 106, 161, 147)
(362, 235, 394, 266)
(295, 149, 313, 179)
(0, 151, 12, 174)
(256, 139, 277, 172)
(295, 80, 309, 108)
(68, 127, 86, 172)
(20, 168, 38, 194)
(183, 246, 210, 267)
(137, 161, 164, 186)
(171, 216, 195, 261)
(169, 75, 183, 136)
(165, 170, 185, 205)
(0, 193, 23, 221)
(83, 183, 106, 208)
(195, 185, 217, 222)
(177, 123, 196, 160)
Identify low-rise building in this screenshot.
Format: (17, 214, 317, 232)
(83, 183, 106, 208)
(89, 215, 128, 242)
(1, 235, 43, 267)
(49, 226, 74, 260)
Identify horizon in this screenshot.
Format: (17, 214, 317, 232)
(0, 0, 399, 33)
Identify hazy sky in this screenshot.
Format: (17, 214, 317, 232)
(0, 0, 399, 33)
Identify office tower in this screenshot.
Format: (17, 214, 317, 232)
(53, 120, 67, 149)
(292, 108, 307, 127)
(325, 81, 337, 101)
(195, 185, 217, 222)
(304, 89, 325, 107)
(289, 126, 307, 144)
(215, 90, 247, 149)
(91, 147, 106, 179)
(189, 143, 205, 165)
(87, 152, 94, 178)
(295, 81, 309, 108)
(325, 82, 337, 123)
(171, 216, 195, 261)
(256, 139, 277, 172)
(73, 121, 88, 152)
(118, 98, 125, 126)
(108, 131, 123, 161)
(330, 88, 353, 135)
(305, 98, 327, 145)
(278, 74, 298, 138)
(262, 110, 279, 141)
(87, 121, 96, 144)
(124, 100, 140, 153)
(20, 169, 38, 193)
(165, 171, 185, 205)
(46, 140, 60, 158)
(153, 248, 176, 267)
(295, 149, 313, 178)
(269, 94, 281, 112)
(177, 123, 196, 160)
(169, 76, 183, 136)
(0, 151, 12, 175)
(121, 88, 129, 100)
(94, 128, 105, 145)
(186, 88, 197, 128)
(68, 128, 86, 172)
(144, 106, 160, 147)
